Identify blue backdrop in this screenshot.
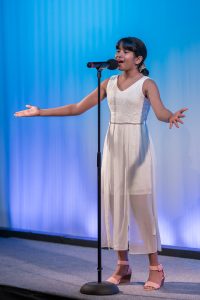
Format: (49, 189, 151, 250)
(0, 0, 199, 250)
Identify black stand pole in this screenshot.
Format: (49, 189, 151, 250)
(80, 68, 119, 295)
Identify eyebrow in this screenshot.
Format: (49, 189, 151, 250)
(116, 47, 131, 51)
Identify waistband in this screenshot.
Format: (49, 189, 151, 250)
(109, 121, 145, 125)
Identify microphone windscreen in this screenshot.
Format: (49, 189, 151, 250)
(107, 59, 118, 70)
(87, 62, 93, 68)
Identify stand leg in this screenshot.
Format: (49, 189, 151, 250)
(80, 67, 119, 295)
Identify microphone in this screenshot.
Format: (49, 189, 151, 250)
(87, 59, 118, 70)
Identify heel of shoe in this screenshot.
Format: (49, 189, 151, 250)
(144, 264, 165, 291)
(120, 272, 132, 284)
(106, 264, 132, 285)
(160, 276, 165, 287)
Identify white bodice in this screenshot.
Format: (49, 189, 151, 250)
(106, 75, 150, 124)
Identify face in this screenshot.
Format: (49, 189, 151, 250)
(115, 45, 143, 71)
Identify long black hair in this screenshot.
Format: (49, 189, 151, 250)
(116, 37, 149, 76)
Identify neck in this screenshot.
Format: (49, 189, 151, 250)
(123, 68, 141, 79)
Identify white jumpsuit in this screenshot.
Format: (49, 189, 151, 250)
(101, 75, 161, 254)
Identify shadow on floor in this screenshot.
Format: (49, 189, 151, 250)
(0, 285, 79, 300)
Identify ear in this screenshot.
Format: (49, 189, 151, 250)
(135, 55, 143, 65)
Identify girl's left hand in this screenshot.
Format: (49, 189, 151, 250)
(169, 108, 188, 129)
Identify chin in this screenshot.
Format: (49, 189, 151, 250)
(118, 66, 125, 71)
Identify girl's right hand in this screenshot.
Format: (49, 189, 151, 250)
(14, 105, 40, 117)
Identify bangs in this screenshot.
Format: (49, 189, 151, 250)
(116, 38, 137, 52)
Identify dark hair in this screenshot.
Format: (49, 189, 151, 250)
(116, 37, 149, 76)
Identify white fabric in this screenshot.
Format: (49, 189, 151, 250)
(101, 75, 161, 254)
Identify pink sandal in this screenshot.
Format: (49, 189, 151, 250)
(106, 260, 132, 285)
(144, 264, 165, 290)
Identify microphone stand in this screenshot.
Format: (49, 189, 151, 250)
(80, 67, 119, 295)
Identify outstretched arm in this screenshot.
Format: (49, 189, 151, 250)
(14, 78, 109, 117)
(143, 79, 188, 129)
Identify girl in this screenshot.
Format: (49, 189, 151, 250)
(15, 37, 188, 291)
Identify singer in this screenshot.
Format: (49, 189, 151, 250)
(14, 37, 188, 291)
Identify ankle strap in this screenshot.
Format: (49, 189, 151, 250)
(117, 260, 129, 265)
(149, 264, 163, 271)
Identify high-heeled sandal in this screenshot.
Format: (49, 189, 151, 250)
(106, 260, 132, 285)
(144, 264, 165, 290)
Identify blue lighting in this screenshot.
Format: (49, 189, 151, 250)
(0, 0, 199, 250)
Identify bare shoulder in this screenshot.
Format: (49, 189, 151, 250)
(143, 78, 160, 97)
(143, 78, 158, 89)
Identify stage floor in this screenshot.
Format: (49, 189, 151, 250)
(0, 237, 200, 300)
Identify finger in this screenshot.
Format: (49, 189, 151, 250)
(180, 108, 189, 113)
(14, 113, 20, 117)
(26, 104, 32, 108)
(177, 119, 184, 124)
(169, 121, 173, 129)
(14, 110, 26, 116)
(174, 120, 179, 128)
(179, 114, 185, 118)
(14, 113, 24, 117)
(15, 110, 29, 117)
(14, 113, 25, 117)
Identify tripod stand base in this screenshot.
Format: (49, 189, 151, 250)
(80, 281, 120, 295)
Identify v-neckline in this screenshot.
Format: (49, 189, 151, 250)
(116, 75, 144, 92)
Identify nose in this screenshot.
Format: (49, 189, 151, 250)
(115, 51, 123, 59)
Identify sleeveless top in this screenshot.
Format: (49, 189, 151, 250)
(106, 75, 150, 124)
